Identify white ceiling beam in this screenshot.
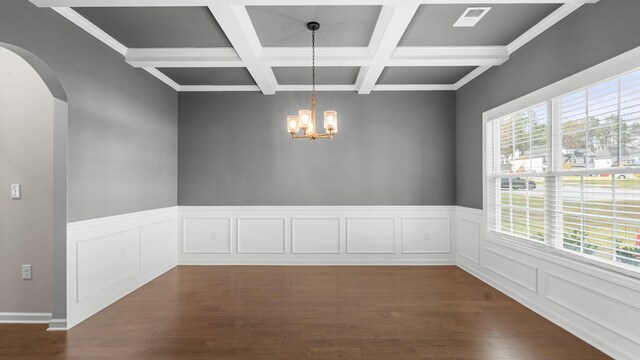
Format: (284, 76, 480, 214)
(179, 84, 456, 92)
(207, 4, 277, 94)
(356, 4, 419, 94)
(125, 46, 507, 68)
(276, 85, 359, 92)
(31, 0, 598, 7)
(126, 48, 243, 68)
(39, 0, 599, 94)
(261, 47, 371, 67)
(389, 46, 508, 66)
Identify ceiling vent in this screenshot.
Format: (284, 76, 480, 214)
(453, 7, 491, 27)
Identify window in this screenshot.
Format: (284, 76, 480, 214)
(486, 68, 640, 270)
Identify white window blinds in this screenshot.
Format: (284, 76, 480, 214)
(486, 69, 640, 270)
(487, 103, 548, 243)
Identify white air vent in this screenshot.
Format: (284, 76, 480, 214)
(453, 7, 491, 27)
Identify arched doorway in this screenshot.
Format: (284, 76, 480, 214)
(0, 43, 67, 329)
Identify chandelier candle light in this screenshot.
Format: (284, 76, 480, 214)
(287, 22, 338, 140)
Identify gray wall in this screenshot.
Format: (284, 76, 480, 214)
(179, 92, 456, 206)
(0, 47, 54, 313)
(456, 0, 640, 209)
(0, 0, 178, 221)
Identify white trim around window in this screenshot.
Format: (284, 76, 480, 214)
(483, 45, 640, 277)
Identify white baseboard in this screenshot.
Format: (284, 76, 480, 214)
(47, 318, 67, 331)
(180, 259, 457, 266)
(0, 312, 51, 324)
(455, 206, 639, 360)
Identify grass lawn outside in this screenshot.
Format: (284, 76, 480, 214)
(562, 175, 640, 189)
(498, 175, 640, 267)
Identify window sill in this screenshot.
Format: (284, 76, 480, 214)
(486, 231, 546, 250)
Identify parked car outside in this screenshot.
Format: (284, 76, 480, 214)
(501, 177, 536, 190)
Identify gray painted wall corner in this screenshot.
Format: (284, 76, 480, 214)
(0, 0, 179, 221)
(455, 0, 640, 209)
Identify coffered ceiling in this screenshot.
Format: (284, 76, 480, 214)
(30, 0, 599, 94)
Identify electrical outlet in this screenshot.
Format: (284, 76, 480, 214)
(424, 232, 430, 241)
(21, 264, 32, 280)
(11, 184, 21, 199)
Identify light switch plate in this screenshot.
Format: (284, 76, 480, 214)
(11, 184, 21, 199)
(21, 264, 32, 280)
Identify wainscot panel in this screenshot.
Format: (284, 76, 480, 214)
(292, 218, 341, 254)
(178, 206, 456, 265)
(66, 207, 177, 329)
(401, 217, 451, 254)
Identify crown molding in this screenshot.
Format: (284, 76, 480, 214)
(180, 85, 261, 92)
(142, 68, 180, 91)
(51, 7, 126, 56)
(373, 84, 455, 91)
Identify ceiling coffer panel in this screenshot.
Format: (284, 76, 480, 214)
(246, 6, 382, 47)
(74, 7, 231, 48)
(399, 4, 561, 46)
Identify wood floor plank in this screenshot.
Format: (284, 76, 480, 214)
(0, 266, 611, 359)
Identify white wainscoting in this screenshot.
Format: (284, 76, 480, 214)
(178, 206, 456, 265)
(60, 202, 640, 359)
(456, 206, 640, 360)
(66, 206, 177, 329)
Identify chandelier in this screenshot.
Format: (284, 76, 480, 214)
(287, 22, 338, 140)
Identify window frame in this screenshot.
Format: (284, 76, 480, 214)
(482, 46, 640, 278)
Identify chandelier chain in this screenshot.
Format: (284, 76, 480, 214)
(311, 29, 316, 97)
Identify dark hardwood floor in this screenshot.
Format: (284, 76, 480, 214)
(0, 266, 610, 359)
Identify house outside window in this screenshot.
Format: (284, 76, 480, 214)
(485, 68, 640, 271)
